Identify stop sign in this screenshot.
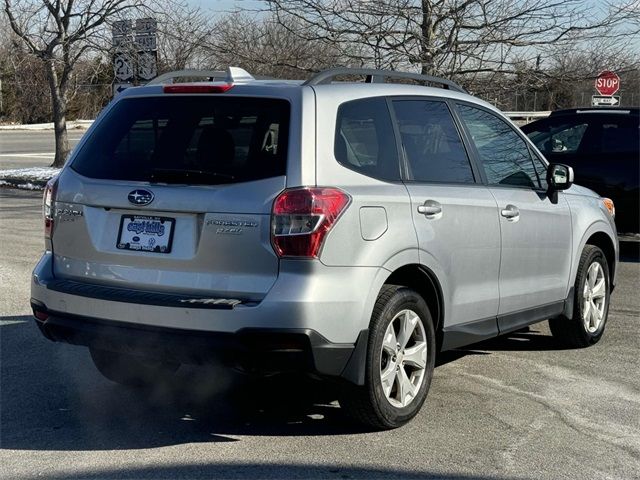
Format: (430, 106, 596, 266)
(595, 70, 620, 96)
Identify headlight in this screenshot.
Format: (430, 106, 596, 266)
(602, 198, 615, 218)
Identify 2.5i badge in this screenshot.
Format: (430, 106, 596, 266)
(117, 215, 175, 253)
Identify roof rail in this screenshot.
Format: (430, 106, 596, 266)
(147, 67, 255, 85)
(303, 67, 466, 93)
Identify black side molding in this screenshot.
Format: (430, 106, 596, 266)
(497, 301, 564, 335)
(441, 317, 498, 351)
(441, 299, 567, 351)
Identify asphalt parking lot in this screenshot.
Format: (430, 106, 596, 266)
(0, 130, 85, 169)
(1, 142, 639, 479)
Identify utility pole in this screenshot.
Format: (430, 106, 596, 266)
(0, 77, 3, 114)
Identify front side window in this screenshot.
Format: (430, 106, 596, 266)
(458, 104, 540, 189)
(334, 97, 401, 181)
(392, 99, 475, 184)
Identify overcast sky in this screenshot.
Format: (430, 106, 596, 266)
(187, 0, 264, 12)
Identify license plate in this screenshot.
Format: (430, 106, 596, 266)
(117, 215, 175, 254)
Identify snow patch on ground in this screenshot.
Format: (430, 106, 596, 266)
(0, 167, 60, 190)
(0, 120, 93, 131)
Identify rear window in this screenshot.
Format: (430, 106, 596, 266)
(72, 96, 290, 185)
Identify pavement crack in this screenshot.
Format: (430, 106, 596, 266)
(453, 367, 640, 460)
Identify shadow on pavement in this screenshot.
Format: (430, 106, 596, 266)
(0, 313, 571, 454)
(1, 315, 373, 454)
(18, 463, 516, 480)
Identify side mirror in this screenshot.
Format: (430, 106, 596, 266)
(546, 163, 574, 191)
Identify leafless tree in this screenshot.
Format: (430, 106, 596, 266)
(3, 0, 149, 167)
(264, 0, 639, 86)
(203, 12, 349, 79)
(155, 5, 213, 71)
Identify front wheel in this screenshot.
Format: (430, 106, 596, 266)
(339, 285, 436, 430)
(90, 348, 179, 387)
(549, 245, 611, 348)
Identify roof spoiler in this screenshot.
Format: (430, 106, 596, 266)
(147, 67, 255, 85)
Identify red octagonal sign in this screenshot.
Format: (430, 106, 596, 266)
(595, 70, 620, 96)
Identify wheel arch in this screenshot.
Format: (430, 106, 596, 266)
(584, 231, 616, 290)
(382, 264, 445, 350)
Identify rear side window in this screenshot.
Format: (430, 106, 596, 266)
(334, 97, 401, 181)
(72, 96, 290, 185)
(392, 99, 474, 183)
(458, 104, 540, 189)
(600, 118, 639, 154)
(526, 122, 589, 154)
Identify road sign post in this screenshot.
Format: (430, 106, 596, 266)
(111, 17, 158, 97)
(591, 95, 621, 107)
(135, 18, 158, 84)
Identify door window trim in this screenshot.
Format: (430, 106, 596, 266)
(452, 100, 549, 192)
(333, 96, 405, 184)
(385, 95, 481, 186)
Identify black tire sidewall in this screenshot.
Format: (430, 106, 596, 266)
(574, 247, 610, 344)
(367, 288, 436, 427)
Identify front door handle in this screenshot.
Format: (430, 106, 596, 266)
(500, 204, 520, 220)
(417, 200, 442, 217)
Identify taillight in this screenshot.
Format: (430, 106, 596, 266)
(271, 187, 351, 258)
(43, 176, 58, 239)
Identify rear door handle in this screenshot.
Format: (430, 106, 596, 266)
(500, 204, 520, 220)
(417, 200, 442, 217)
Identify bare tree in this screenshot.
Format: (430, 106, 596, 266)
(204, 12, 349, 79)
(3, 0, 148, 167)
(155, 5, 213, 71)
(265, 0, 639, 85)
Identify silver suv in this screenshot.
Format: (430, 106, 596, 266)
(31, 67, 618, 429)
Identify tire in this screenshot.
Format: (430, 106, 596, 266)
(90, 348, 180, 387)
(339, 285, 436, 430)
(549, 245, 611, 348)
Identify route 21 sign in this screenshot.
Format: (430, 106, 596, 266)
(113, 53, 133, 81)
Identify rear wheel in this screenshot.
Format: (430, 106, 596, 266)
(339, 285, 435, 430)
(90, 348, 179, 387)
(549, 245, 610, 348)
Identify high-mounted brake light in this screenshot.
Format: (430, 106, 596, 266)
(271, 187, 351, 258)
(163, 84, 234, 94)
(43, 176, 59, 239)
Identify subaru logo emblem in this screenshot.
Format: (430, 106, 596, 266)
(128, 189, 154, 206)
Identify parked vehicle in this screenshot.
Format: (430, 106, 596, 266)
(32, 67, 618, 429)
(521, 107, 639, 234)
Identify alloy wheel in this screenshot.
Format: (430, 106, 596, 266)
(379, 309, 428, 408)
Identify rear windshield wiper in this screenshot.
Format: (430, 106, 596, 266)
(150, 168, 235, 184)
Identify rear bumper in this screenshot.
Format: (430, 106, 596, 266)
(32, 253, 384, 344)
(31, 252, 381, 384)
(31, 300, 365, 380)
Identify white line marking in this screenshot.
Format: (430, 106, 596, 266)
(0, 153, 55, 158)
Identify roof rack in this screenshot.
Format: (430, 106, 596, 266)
(303, 67, 466, 93)
(147, 67, 255, 85)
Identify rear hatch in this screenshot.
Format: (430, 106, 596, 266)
(51, 93, 291, 302)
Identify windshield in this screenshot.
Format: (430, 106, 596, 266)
(71, 96, 290, 185)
